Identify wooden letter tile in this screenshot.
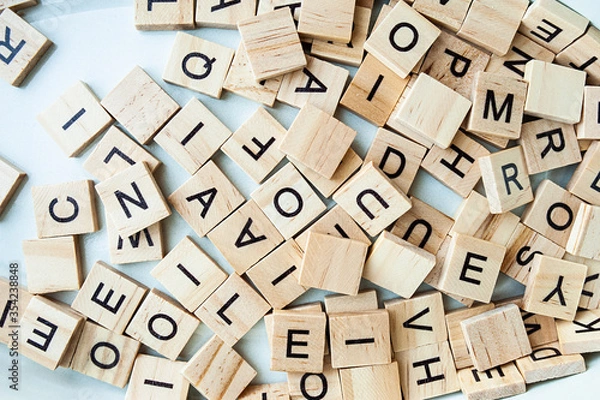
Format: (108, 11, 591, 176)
(37, 81, 113, 157)
(182, 334, 257, 400)
(577, 86, 600, 139)
(246, 240, 307, 310)
(238, 9, 306, 81)
(299, 232, 368, 296)
(169, 160, 244, 237)
(163, 32, 234, 98)
(125, 354, 189, 400)
(288, 356, 344, 400)
(324, 290, 378, 314)
(107, 219, 164, 265)
(195, 273, 271, 346)
(20, 296, 84, 370)
(0, 9, 52, 86)
(0, 0, 38, 12)
(221, 107, 286, 183)
(71, 261, 148, 334)
(196, 0, 256, 29)
(364, 1, 440, 78)
(0, 156, 25, 217)
(485, 33, 556, 79)
(564, 253, 600, 310)
(101, 66, 180, 144)
(524, 60, 586, 124)
(390, 73, 472, 149)
(515, 341, 585, 383)
(556, 26, 600, 85)
(458, 362, 526, 400)
(329, 310, 391, 369)
(151, 236, 227, 312)
(279, 103, 356, 179)
(556, 309, 600, 354)
(207, 200, 284, 274)
(340, 362, 402, 400)
(446, 303, 496, 369)
(396, 341, 460, 399)
(566, 203, 600, 259)
(333, 161, 412, 236)
(567, 140, 600, 205)
(461, 304, 532, 371)
(134, 0, 194, 30)
(413, 0, 471, 32)
(154, 98, 231, 174)
(83, 125, 161, 181)
(70, 321, 140, 388)
(22, 236, 81, 294)
(239, 383, 290, 400)
(458, 0, 529, 56)
(32, 179, 98, 238)
(479, 146, 534, 214)
(0, 278, 33, 346)
(522, 255, 587, 321)
(384, 291, 447, 353)
(96, 162, 170, 238)
(298, 0, 354, 42)
(364, 231, 436, 298)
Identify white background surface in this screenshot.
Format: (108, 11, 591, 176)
(1, 0, 600, 399)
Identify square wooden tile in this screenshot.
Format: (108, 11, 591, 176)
(0, 278, 33, 346)
(239, 383, 290, 400)
(413, 0, 471, 32)
(564, 253, 600, 310)
(125, 355, 189, 400)
(134, 0, 194, 30)
(567, 140, 600, 206)
(0, 156, 25, 217)
(458, 362, 526, 400)
(196, 0, 256, 29)
(485, 33, 555, 79)
(556, 309, 600, 354)
(288, 356, 343, 400)
(324, 290, 378, 314)
(298, 0, 354, 42)
(340, 362, 402, 400)
(516, 341, 585, 383)
(446, 303, 496, 369)
(555, 26, 600, 85)
(107, 218, 163, 265)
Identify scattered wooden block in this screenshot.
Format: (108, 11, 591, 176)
(0, 278, 33, 346)
(458, 362, 526, 400)
(277, 55, 348, 115)
(20, 296, 85, 370)
(125, 354, 189, 400)
(239, 383, 290, 400)
(479, 146, 534, 214)
(208, 200, 284, 274)
(299, 232, 368, 296)
(396, 341, 460, 399)
(555, 26, 600, 85)
(246, 239, 306, 310)
(420, 31, 491, 99)
(0, 156, 25, 217)
(384, 291, 447, 353)
(413, 0, 471, 32)
(221, 107, 286, 183)
(269, 310, 326, 372)
(71, 260, 148, 334)
(521, 179, 583, 248)
(324, 290, 378, 314)
(563, 253, 600, 310)
(134, 0, 194, 30)
(446, 303, 496, 369)
(519, 0, 589, 53)
(567, 140, 600, 205)
(501, 223, 566, 285)
(251, 163, 326, 240)
(151, 236, 227, 312)
(522, 255, 587, 321)
(461, 304, 532, 371)
(37, 81, 113, 157)
(163, 32, 234, 98)
(297, 0, 354, 42)
(523, 60, 586, 124)
(556, 309, 600, 354)
(391, 196, 454, 254)
(439, 233, 506, 303)
(83, 125, 161, 181)
(96, 162, 170, 238)
(576, 86, 600, 139)
(223, 43, 283, 107)
(363, 231, 436, 298)
(279, 103, 356, 179)
(458, 0, 529, 56)
(333, 162, 412, 236)
(340, 54, 409, 127)
(566, 203, 600, 260)
(0, 0, 37, 11)
(340, 362, 402, 400)
(294, 205, 371, 252)
(32, 179, 98, 238)
(70, 320, 140, 388)
(101, 66, 180, 144)
(264, 301, 326, 349)
(107, 218, 163, 265)
(154, 98, 231, 174)
(290, 148, 363, 198)
(22, 236, 81, 294)
(390, 73, 472, 149)
(196, 0, 256, 29)
(288, 356, 344, 400)
(421, 130, 490, 198)
(238, 9, 306, 81)
(125, 288, 199, 360)
(485, 33, 556, 79)
(0, 9, 52, 86)
(329, 310, 391, 369)
(195, 273, 271, 346)
(364, 1, 440, 78)
(169, 160, 244, 238)
(182, 334, 256, 400)
(516, 341, 586, 383)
